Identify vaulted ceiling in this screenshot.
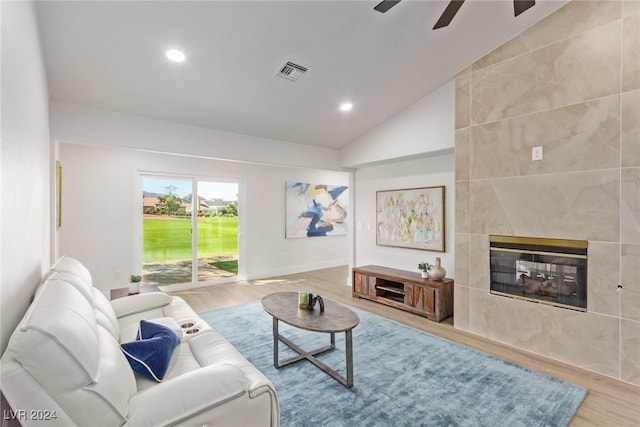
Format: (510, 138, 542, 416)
(36, 0, 569, 149)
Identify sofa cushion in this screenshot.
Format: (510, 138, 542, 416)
(50, 255, 94, 286)
(134, 340, 201, 392)
(12, 280, 100, 386)
(92, 288, 120, 338)
(121, 320, 181, 382)
(44, 271, 121, 339)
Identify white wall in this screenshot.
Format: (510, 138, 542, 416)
(51, 101, 344, 171)
(353, 155, 455, 276)
(342, 80, 454, 168)
(0, 1, 51, 352)
(58, 143, 350, 293)
(343, 80, 456, 280)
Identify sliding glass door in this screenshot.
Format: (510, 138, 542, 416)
(141, 175, 239, 286)
(196, 181, 239, 284)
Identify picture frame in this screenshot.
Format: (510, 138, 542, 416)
(285, 181, 349, 238)
(376, 186, 445, 252)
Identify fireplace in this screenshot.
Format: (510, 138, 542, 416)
(489, 236, 587, 311)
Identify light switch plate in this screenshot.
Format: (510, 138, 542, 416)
(532, 146, 543, 161)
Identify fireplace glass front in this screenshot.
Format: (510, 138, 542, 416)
(489, 236, 587, 311)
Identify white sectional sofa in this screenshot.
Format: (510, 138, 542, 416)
(0, 256, 279, 426)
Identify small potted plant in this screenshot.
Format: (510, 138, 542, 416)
(418, 262, 432, 279)
(129, 274, 142, 294)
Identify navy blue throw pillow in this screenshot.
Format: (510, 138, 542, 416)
(121, 320, 181, 382)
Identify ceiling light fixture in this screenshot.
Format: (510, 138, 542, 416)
(166, 49, 186, 63)
(339, 102, 353, 112)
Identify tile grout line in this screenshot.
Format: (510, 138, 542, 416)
(618, 10, 624, 382)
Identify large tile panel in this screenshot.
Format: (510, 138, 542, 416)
(471, 20, 621, 125)
(470, 171, 620, 241)
(455, 73, 471, 129)
(588, 242, 620, 316)
(623, 0, 640, 17)
(621, 244, 640, 321)
(621, 168, 640, 244)
(455, 232, 470, 287)
(453, 284, 470, 331)
(546, 308, 620, 378)
(473, 0, 622, 71)
(455, 128, 470, 181)
(621, 318, 640, 385)
(469, 289, 620, 379)
(469, 180, 515, 236)
(470, 96, 620, 179)
(469, 234, 489, 291)
(455, 181, 470, 233)
(472, 35, 530, 72)
(622, 89, 640, 168)
(622, 13, 640, 92)
(468, 289, 548, 350)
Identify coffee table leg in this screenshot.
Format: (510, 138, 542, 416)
(346, 329, 353, 388)
(270, 321, 355, 388)
(272, 317, 279, 368)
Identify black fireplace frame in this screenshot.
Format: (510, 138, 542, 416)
(489, 235, 588, 312)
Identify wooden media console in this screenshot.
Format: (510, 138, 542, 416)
(352, 265, 454, 322)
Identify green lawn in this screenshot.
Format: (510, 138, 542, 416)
(209, 260, 239, 274)
(143, 216, 238, 262)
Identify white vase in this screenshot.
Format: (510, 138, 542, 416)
(129, 281, 141, 294)
(428, 257, 446, 281)
(421, 271, 429, 279)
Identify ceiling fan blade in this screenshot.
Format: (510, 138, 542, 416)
(374, 0, 401, 13)
(514, 0, 535, 17)
(433, 0, 465, 30)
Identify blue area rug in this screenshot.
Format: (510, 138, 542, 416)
(199, 302, 587, 427)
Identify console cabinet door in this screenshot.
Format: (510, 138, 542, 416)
(362, 275, 376, 295)
(404, 284, 436, 316)
(354, 273, 377, 296)
(354, 273, 364, 295)
(424, 287, 435, 315)
(404, 283, 423, 311)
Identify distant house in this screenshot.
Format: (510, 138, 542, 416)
(185, 196, 209, 215)
(205, 198, 238, 216)
(143, 196, 189, 215)
(144, 195, 235, 216)
(143, 197, 161, 214)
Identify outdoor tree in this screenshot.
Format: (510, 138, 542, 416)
(222, 202, 238, 217)
(157, 187, 183, 216)
(165, 184, 178, 196)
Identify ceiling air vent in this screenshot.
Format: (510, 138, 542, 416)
(277, 61, 308, 82)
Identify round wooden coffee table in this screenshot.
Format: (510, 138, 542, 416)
(261, 291, 360, 388)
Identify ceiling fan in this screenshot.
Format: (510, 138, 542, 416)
(374, 0, 536, 29)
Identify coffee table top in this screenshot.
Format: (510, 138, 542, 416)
(262, 292, 360, 333)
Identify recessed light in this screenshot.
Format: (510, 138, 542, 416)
(166, 49, 186, 63)
(339, 102, 353, 112)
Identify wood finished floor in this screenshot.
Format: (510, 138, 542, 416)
(168, 265, 640, 427)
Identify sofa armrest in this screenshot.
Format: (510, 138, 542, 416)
(111, 292, 173, 318)
(125, 364, 250, 427)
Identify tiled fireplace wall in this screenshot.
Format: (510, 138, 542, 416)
(454, 0, 639, 385)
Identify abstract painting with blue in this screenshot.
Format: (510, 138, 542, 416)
(285, 182, 349, 238)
